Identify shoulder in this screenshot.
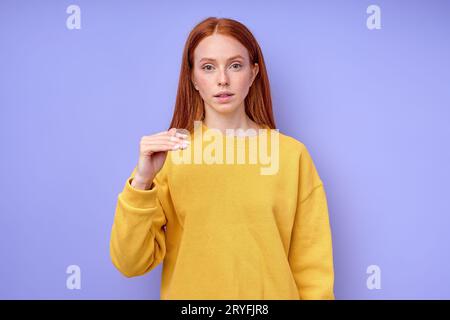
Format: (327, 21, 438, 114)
(277, 130, 324, 187)
(274, 129, 309, 157)
(275, 130, 321, 178)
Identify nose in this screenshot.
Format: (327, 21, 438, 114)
(217, 68, 229, 87)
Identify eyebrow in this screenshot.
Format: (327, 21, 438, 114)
(199, 55, 245, 63)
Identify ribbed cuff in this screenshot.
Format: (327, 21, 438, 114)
(120, 177, 158, 208)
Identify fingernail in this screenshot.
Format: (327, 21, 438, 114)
(176, 133, 189, 139)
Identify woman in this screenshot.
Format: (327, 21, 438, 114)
(109, 17, 335, 300)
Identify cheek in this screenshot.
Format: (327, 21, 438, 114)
(197, 78, 209, 88)
(234, 73, 252, 93)
(194, 70, 211, 83)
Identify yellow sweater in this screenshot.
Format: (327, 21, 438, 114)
(110, 123, 335, 300)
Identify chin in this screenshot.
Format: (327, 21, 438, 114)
(213, 104, 239, 114)
(205, 100, 234, 111)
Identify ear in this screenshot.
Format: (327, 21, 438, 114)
(251, 63, 259, 86)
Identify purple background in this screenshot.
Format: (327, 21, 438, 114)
(1, 0, 449, 299)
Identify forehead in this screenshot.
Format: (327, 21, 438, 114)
(193, 34, 249, 62)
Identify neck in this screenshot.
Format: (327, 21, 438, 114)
(203, 105, 260, 135)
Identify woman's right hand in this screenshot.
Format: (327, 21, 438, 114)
(132, 128, 190, 189)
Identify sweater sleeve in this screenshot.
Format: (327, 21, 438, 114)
(109, 166, 168, 278)
(288, 144, 335, 300)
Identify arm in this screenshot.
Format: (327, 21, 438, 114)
(109, 167, 167, 278)
(288, 144, 335, 299)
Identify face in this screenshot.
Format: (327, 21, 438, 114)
(191, 34, 259, 116)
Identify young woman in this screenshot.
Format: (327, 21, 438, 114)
(109, 17, 335, 300)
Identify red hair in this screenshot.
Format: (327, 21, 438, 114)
(168, 17, 276, 133)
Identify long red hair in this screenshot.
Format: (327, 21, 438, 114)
(168, 17, 276, 133)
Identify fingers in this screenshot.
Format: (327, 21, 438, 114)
(171, 128, 190, 140)
(140, 128, 191, 153)
(145, 128, 190, 138)
(141, 135, 190, 146)
(141, 140, 186, 149)
(142, 128, 191, 144)
(141, 144, 175, 155)
(141, 142, 186, 153)
(168, 128, 178, 136)
(175, 128, 190, 137)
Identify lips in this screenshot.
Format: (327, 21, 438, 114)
(214, 93, 234, 103)
(214, 92, 234, 97)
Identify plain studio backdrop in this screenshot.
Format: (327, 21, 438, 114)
(0, 0, 449, 299)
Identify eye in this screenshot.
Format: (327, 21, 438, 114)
(201, 64, 214, 71)
(231, 63, 242, 70)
